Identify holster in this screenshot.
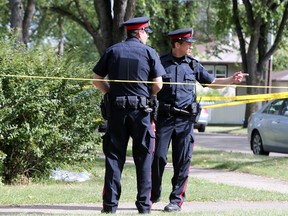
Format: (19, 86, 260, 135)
(100, 93, 111, 120)
(149, 96, 159, 121)
(158, 102, 201, 123)
(190, 102, 202, 123)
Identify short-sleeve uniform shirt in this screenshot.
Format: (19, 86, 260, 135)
(158, 52, 215, 108)
(93, 37, 166, 98)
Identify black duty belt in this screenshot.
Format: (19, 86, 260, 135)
(158, 104, 192, 116)
(112, 95, 149, 110)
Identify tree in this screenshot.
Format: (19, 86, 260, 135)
(9, 0, 36, 45)
(43, 0, 199, 56)
(4, 0, 202, 57)
(47, 0, 136, 55)
(215, 0, 288, 127)
(136, 0, 197, 55)
(272, 37, 288, 71)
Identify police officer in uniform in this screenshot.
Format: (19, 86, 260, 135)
(151, 28, 248, 212)
(92, 17, 166, 214)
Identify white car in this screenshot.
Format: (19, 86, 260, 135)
(248, 98, 288, 156)
(194, 107, 209, 132)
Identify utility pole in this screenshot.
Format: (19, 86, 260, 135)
(267, 21, 274, 94)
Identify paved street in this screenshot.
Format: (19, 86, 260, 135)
(194, 132, 288, 156)
(195, 132, 251, 153)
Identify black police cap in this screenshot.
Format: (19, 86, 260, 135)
(168, 28, 196, 42)
(122, 16, 152, 33)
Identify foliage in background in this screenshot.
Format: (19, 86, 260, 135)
(213, 0, 288, 127)
(0, 39, 102, 184)
(0, 0, 10, 39)
(136, 0, 197, 55)
(33, 3, 100, 63)
(272, 37, 288, 72)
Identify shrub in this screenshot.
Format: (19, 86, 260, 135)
(0, 40, 102, 184)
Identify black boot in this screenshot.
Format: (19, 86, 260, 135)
(163, 203, 181, 212)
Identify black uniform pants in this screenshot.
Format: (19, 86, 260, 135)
(102, 107, 155, 213)
(151, 114, 194, 206)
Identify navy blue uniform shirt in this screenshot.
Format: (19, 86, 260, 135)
(158, 52, 214, 108)
(93, 37, 166, 98)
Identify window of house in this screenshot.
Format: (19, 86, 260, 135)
(204, 65, 214, 76)
(203, 64, 227, 78)
(215, 65, 227, 78)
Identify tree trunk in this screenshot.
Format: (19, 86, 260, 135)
(9, 0, 35, 46)
(242, 48, 257, 127)
(23, 0, 35, 46)
(49, 0, 136, 55)
(57, 17, 65, 56)
(9, 0, 23, 43)
(94, 0, 136, 54)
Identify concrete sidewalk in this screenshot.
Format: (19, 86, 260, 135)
(2, 201, 288, 215)
(190, 166, 288, 194)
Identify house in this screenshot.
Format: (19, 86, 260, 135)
(193, 43, 288, 125)
(193, 42, 246, 125)
(271, 70, 288, 93)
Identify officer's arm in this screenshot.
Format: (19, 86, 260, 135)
(209, 71, 248, 89)
(151, 76, 163, 96)
(92, 73, 110, 94)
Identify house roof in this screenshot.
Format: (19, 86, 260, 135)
(193, 42, 242, 64)
(272, 70, 288, 81)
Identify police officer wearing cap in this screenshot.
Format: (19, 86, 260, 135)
(151, 28, 248, 212)
(92, 16, 165, 214)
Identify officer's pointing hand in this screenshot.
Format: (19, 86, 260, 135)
(232, 71, 249, 83)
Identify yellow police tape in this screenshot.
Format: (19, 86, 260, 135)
(200, 92, 288, 109)
(199, 91, 288, 101)
(1, 73, 288, 89)
(1, 73, 288, 109)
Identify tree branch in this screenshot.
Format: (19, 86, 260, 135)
(260, 2, 288, 65)
(48, 6, 88, 32)
(242, 0, 254, 27)
(232, 0, 247, 72)
(73, 0, 97, 38)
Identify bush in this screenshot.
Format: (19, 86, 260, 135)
(0, 40, 102, 184)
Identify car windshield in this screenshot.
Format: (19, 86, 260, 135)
(263, 99, 283, 115)
(280, 99, 288, 116)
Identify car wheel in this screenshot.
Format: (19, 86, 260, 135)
(251, 131, 269, 156)
(198, 125, 206, 132)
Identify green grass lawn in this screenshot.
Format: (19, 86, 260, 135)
(1, 160, 288, 205)
(192, 147, 288, 181)
(1, 127, 288, 216)
(1, 148, 288, 205)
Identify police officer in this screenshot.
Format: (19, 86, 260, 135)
(92, 17, 166, 214)
(151, 28, 248, 212)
